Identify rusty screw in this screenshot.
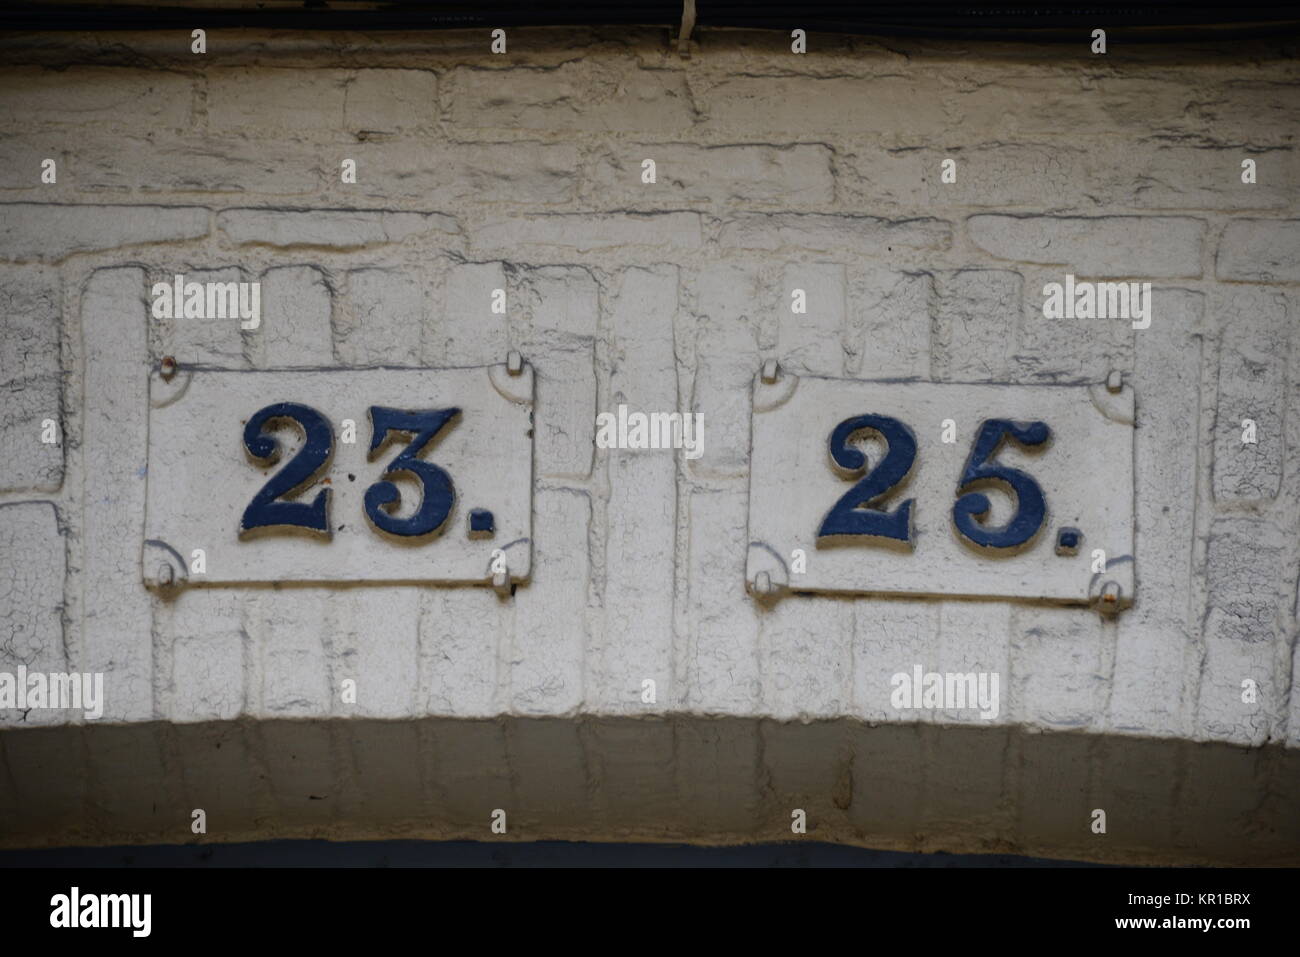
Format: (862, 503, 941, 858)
(160, 356, 178, 382)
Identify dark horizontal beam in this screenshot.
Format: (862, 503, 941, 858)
(0, 1, 1298, 39)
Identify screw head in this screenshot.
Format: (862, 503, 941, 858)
(160, 356, 178, 382)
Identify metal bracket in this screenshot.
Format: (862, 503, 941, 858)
(142, 539, 188, 593)
(676, 0, 696, 57)
(1089, 554, 1135, 617)
(745, 542, 789, 602)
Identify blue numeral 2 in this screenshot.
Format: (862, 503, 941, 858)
(240, 402, 334, 538)
(817, 414, 917, 546)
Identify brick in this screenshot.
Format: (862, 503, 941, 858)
(208, 69, 348, 133)
(339, 267, 426, 367)
(924, 726, 1008, 833)
(592, 266, 679, 713)
(508, 719, 591, 830)
(1197, 516, 1291, 744)
(1092, 740, 1180, 855)
(0, 203, 208, 263)
(849, 269, 932, 379)
(0, 726, 86, 836)
(259, 721, 338, 826)
(967, 215, 1205, 278)
(758, 722, 848, 836)
(341, 721, 424, 824)
(0, 136, 76, 194)
(1200, 514, 1293, 744)
(932, 269, 1023, 382)
(587, 144, 834, 207)
(1197, 612, 1280, 746)
(249, 592, 331, 718)
(175, 723, 269, 835)
(852, 600, 939, 723)
(0, 265, 63, 491)
(689, 263, 760, 479)
(779, 262, 847, 376)
(217, 208, 458, 249)
(846, 723, 926, 839)
(475, 212, 702, 253)
(1204, 517, 1288, 645)
(0, 503, 67, 728)
(510, 489, 590, 716)
(418, 590, 505, 718)
(425, 719, 510, 827)
(1010, 607, 1105, 729)
(0, 67, 193, 129)
(429, 261, 507, 366)
(1177, 745, 1278, 862)
(698, 75, 946, 139)
(447, 62, 694, 133)
(1016, 732, 1093, 857)
(1050, 145, 1298, 213)
(761, 599, 853, 720)
(1110, 289, 1204, 737)
(719, 213, 951, 254)
(76, 135, 323, 197)
(328, 589, 420, 719)
(335, 141, 578, 205)
(1217, 220, 1300, 282)
(515, 265, 599, 339)
(674, 719, 760, 835)
(162, 592, 245, 723)
(934, 602, 1012, 726)
(586, 717, 676, 829)
(686, 489, 760, 713)
(151, 266, 249, 368)
(344, 70, 438, 133)
(80, 268, 154, 722)
(1212, 288, 1288, 502)
(1014, 267, 1137, 384)
(525, 334, 596, 480)
(254, 265, 334, 367)
(83, 725, 168, 835)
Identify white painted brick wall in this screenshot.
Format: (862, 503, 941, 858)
(0, 28, 1297, 863)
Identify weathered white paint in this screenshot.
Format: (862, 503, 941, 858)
(0, 27, 1296, 864)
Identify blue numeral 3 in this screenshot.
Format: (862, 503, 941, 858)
(363, 406, 460, 539)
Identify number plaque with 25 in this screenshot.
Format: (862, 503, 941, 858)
(745, 371, 1136, 608)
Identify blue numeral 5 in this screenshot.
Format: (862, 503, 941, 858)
(952, 419, 1050, 551)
